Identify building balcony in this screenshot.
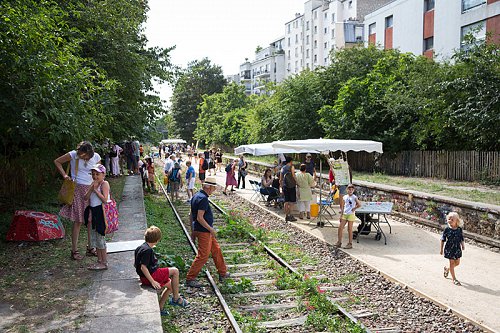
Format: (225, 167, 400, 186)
(254, 70, 271, 78)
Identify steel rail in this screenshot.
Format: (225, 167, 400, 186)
(156, 179, 243, 333)
(209, 198, 372, 333)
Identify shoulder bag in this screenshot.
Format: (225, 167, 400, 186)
(58, 159, 78, 205)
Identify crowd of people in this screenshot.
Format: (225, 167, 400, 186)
(55, 141, 467, 316)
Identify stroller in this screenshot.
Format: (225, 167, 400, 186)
(353, 213, 382, 241)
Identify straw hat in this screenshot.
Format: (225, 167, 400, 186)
(204, 176, 217, 187)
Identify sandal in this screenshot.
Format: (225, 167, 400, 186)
(70, 250, 84, 260)
(169, 296, 189, 307)
(443, 266, 449, 278)
(87, 263, 108, 271)
(86, 247, 98, 257)
(453, 279, 461, 286)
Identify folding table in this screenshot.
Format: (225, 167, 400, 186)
(355, 202, 393, 245)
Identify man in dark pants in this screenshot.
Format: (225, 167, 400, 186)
(280, 156, 297, 222)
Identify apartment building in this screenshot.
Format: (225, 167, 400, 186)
(283, 0, 393, 75)
(238, 38, 285, 95)
(364, 0, 500, 60)
(232, 0, 394, 94)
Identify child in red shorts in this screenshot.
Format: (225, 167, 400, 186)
(134, 226, 188, 315)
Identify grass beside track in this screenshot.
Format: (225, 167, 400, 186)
(0, 175, 125, 333)
(143, 192, 194, 333)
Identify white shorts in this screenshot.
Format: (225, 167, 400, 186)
(187, 178, 195, 190)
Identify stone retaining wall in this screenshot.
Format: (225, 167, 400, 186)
(223, 156, 500, 247)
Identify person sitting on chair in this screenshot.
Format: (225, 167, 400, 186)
(260, 169, 279, 204)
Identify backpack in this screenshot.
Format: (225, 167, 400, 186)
(202, 159, 209, 170)
(284, 172, 296, 189)
(169, 168, 180, 182)
(225, 164, 232, 172)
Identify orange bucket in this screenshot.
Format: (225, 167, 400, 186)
(310, 203, 319, 217)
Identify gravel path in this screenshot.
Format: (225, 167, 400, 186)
(214, 192, 484, 333)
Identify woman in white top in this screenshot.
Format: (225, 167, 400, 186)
(54, 141, 102, 260)
(295, 164, 315, 219)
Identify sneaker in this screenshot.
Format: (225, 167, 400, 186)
(219, 272, 231, 282)
(334, 242, 342, 248)
(160, 308, 169, 316)
(185, 279, 202, 288)
(344, 243, 353, 249)
(230, 188, 236, 192)
(288, 216, 297, 222)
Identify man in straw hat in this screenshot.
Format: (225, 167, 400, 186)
(185, 176, 229, 287)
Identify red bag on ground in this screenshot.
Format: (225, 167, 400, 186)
(6, 211, 65, 241)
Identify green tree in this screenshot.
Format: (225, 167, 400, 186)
(270, 70, 325, 140)
(195, 83, 250, 146)
(170, 58, 226, 141)
(0, 0, 117, 156)
(437, 37, 500, 150)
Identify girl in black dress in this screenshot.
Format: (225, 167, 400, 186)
(440, 212, 465, 285)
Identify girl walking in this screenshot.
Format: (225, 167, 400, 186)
(84, 164, 110, 270)
(440, 212, 465, 285)
(145, 156, 156, 192)
(223, 159, 238, 195)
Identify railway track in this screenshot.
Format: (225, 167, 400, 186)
(156, 178, 402, 333)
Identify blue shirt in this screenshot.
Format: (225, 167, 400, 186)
(191, 190, 213, 232)
(186, 166, 195, 180)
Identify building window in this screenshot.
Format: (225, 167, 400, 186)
(306, 35, 310, 45)
(324, 42, 328, 49)
(295, 47, 298, 57)
(332, 13, 335, 23)
(324, 27, 328, 34)
(331, 28, 335, 38)
(288, 63, 291, 70)
(314, 26, 317, 34)
(461, 20, 486, 49)
(369, 23, 376, 35)
(295, 34, 298, 43)
(314, 40, 318, 48)
(288, 37, 291, 46)
(348, 1, 353, 9)
(306, 21, 310, 30)
(324, 12, 327, 20)
(306, 49, 309, 58)
(385, 16, 393, 28)
(462, 0, 486, 12)
(424, 0, 435, 11)
(288, 50, 291, 57)
(423, 37, 433, 51)
(287, 24, 291, 33)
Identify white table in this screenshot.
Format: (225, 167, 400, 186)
(355, 202, 393, 245)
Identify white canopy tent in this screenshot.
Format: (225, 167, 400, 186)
(161, 139, 186, 144)
(236, 138, 383, 227)
(234, 143, 290, 156)
(270, 139, 383, 154)
(235, 139, 382, 156)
